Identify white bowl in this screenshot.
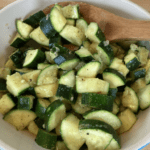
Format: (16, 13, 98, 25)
(0, 0, 150, 150)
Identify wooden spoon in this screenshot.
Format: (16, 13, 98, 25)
(43, 1, 150, 42)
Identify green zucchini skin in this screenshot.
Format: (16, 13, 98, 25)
(34, 117, 45, 129)
(10, 49, 22, 68)
(103, 68, 126, 84)
(25, 87, 37, 97)
(0, 78, 7, 92)
(24, 11, 45, 27)
(10, 38, 26, 48)
(40, 14, 57, 38)
(126, 57, 140, 71)
(108, 88, 118, 100)
(79, 119, 120, 146)
(81, 93, 114, 111)
(130, 68, 146, 80)
(35, 129, 57, 149)
(49, 34, 62, 48)
(17, 95, 34, 110)
(56, 84, 78, 104)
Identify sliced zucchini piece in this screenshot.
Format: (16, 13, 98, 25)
(37, 63, 50, 70)
(144, 59, 150, 71)
(35, 129, 57, 149)
(74, 61, 86, 71)
(60, 25, 85, 46)
(96, 41, 114, 65)
(61, 114, 85, 150)
(22, 70, 41, 87)
(10, 33, 27, 48)
(0, 67, 11, 80)
(3, 109, 37, 130)
(79, 119, 120, 150)
(110, 57, 129, 77)
(62, 4, 79, 19)
(103, 68, 126, 88)
(145, 68, 150, 84)
(5, 58, 16, 71)
(45, 100, 66, 131)
(27, 120, 39, 136)
(59, 70, 75, 87)
(124, 53, 140, 71)
(75, 47, 94, 62)
(117, 109, 137, 134)
(76, 76, 109, 94)
(6, 72, 30, 96)
(83, 110, 121, 130)
(24, 10, 45, 27)
(0, 93, 16, 115)
(16, 20, 33, 39)
(10, 49, 22, 68)
(137, 84, 150, 110)
(23, 49, 45, 68)
(40, 7, 66, 38)
(122, 86, 139, 112)
(82, 93, 114, 111)
(130, 68, 146, 81)
(14, 68, 33, 75)
(108, 88, 118, 100)
(17, 95, 34, 110)
(66, 18, 75, 26)
(85, 22, 105, 43)
(29, 26, 49, 46)
(56, 84, 77, 104)
(72, 94, 91, 114)
(112, 102, 119, 115)
(45, 51, 55, 64)
(131, 78, 146, 93)
(35, 98, 50, 120)
(137, 46, 149, 65)
(54, 53, 79, 70)
(35, 82, 58, 98)
(49, 33, 62, 48)
(77, 61, 100, 78)
(37, 65, 58, 85)
(76, 18, 88, 35)
(82, 40, 91, 50)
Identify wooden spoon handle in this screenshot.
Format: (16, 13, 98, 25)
(105, 19, 150, 41)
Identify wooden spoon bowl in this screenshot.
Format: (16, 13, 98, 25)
(43, 1, 150, 42)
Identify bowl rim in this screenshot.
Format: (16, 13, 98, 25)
(0, 0, 150, 150)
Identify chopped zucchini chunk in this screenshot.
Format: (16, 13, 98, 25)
(0, 78, 7, 92)
(85, 22, 105, 43)
(17, 95, 34, 110)
(61, 114, 85, 150)
(79, 119, 120, 150)
(37, 65, 58, 85)
(137, 84, 150, 110)
(110, 57, 129, 76)
(3, 109, 37, 130)
(23, 49, 45, 68)
(83, 110, 122, 130)
(45, 100, 66, 131)
(103, 68, 126, 88)
(145, 68, 150, 84)
(66, 18, 75, 26)
(117, 109, 137, 134)
(56, 141, 68, 150)
(62, 4, 79, 19)
(76, 18, 88, 35)
(81, 93, 114, 111)
(37, 63, 50, 70)
(0, 67, 11, 80)
(122, 86, 139, 112)
(28, 121, 39, 136)
(89, 42, 99, 54)
(72, 94, 91, 114)
(60, 25, 85, 46)
(59, 70, 75, 87)
(76, 76, 109, 94)
(30, 26, 49, 46)
(0, 93, 16, 115)
(22, 70, 41, 87)
(131, 78, 146, 93)
(124, 53, 140, 71)
(16, 20, 33, 39)
(7, 72, 30, 96)
(35, 82, 58, 98)
(35, 129, 57, 149)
